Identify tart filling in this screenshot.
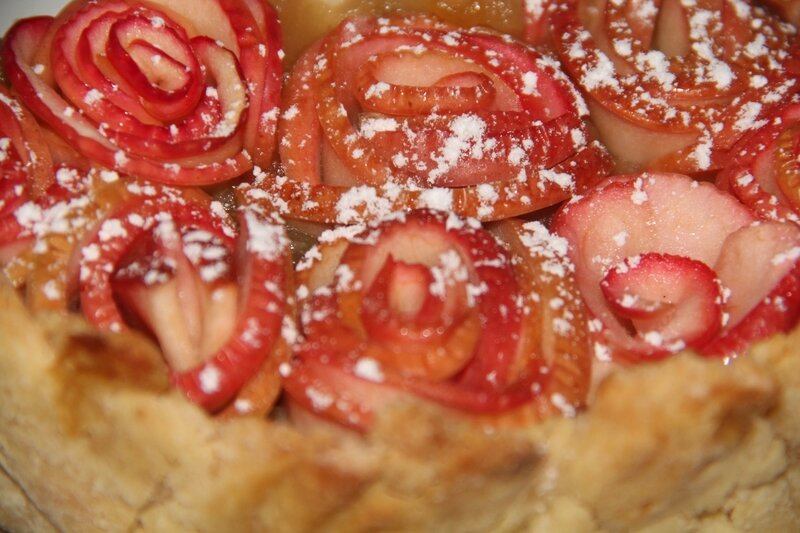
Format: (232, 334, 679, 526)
(1, 0, 799, 421)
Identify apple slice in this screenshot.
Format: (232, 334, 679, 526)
(759, 0, 800, 26)
(77, 190, 291, 412)
(271, 13, 610, 224)
(1, 0, 282, 185)
(600, 253, 722, 356)
(0, 91, 41, 257)
(297, 209, 524, 388)
(284, 209, 592, 431)
(280, 355, 405, 431)
(717, 167, 800, 226)
(704, 221, 800, 356)
(0, 165, 35, 266)
(241, 138, 612, 224)
(535, 0, 800, 174)
(110, 218, 238, 372)
(0, 86, 119, 312)
(552, 172, 800, 361)
(489, 218, 593, 421)
(718, 103, 800, 223)
(0, 85, 54, 197)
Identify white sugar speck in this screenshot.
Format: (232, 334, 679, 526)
(199, 365, 222, 394)
(353, 358, 385, 383)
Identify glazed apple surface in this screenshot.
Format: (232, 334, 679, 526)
(282, 209, 592, 431)
(2, 0, 283, 185)
(250, 13, 612, 226)
(1, 0, 800, 421)
(552, 172, 800, 362)
(1, 3, 800, 532)
(524, 0, 800, 175)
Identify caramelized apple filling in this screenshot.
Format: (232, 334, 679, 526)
(0, 0, 799, 428)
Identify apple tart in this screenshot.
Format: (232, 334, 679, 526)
(1, 0, 800, 532)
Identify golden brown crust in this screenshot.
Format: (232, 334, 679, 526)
(1, 279, 799, 532)
(526, 352, 797, 532)
(0, 280, 542, 532)
(0, 465, 59, 533)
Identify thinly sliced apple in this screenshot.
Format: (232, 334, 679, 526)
(552, 172, 800, 361)
(272, 13, 609, 223)
(284, 209, 590, 431)
(1, 0, 282, 185)
(719, 103, 800, 223)
(536, 0, 800, 175)
(600, 253, 722, 355)
(77, 190, 290, 412)
(705, 221, 800, 356)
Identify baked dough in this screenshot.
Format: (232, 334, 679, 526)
(1, 275, 798, 532)
(2, 0, 800, 529)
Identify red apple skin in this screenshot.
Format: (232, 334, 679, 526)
(76, 188, 290, 412)
(600, 253, 723, 355)
(268, 13, 611, 224)
(717, 103, 800, 223)
(552, 172, 800, 362)
(702, 261, 800, 358)
(1, 0, 283, 186)
(702, 221, 800, 358)
(534, 0, 800, 175)
(283, 209, 593, 431)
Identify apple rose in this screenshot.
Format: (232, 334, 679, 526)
(552, 172, 800, 362)
(281, 209, 592, 431)
(75, 187, 292, 413)
(717, 103, 800, 224)
(250, 14, 611, 225)
(3, 167, 136, 313)
(0, 85, 116, 311)
(526, 0, 800, 174)
(1, 0, 283, 185)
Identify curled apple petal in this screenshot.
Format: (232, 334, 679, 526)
(1, 0, 282, 185)
(719, 103, 800, 223)
(717, 168, 800, 226)
(172, 205, 292, 414)
(0, 86, 56, 303)
(529, 0, 800, 174)
(77, 187, 291, 412)
(282, 209, 592, 432)
(7, 167, 134, 312)
(248, 14, 611, 225)
(1, 90, 47, 265)
(553, 172, 800, 361)
(523, 0, 557, 47)
(774, 125, 800, 211)
(600, 253, 723, 355)
(489, 218, 593, 421)
(705, 221, 800, 357)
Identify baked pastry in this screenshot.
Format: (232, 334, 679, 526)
(2, 276, 799, 532)
(1, 0, 800, 532)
